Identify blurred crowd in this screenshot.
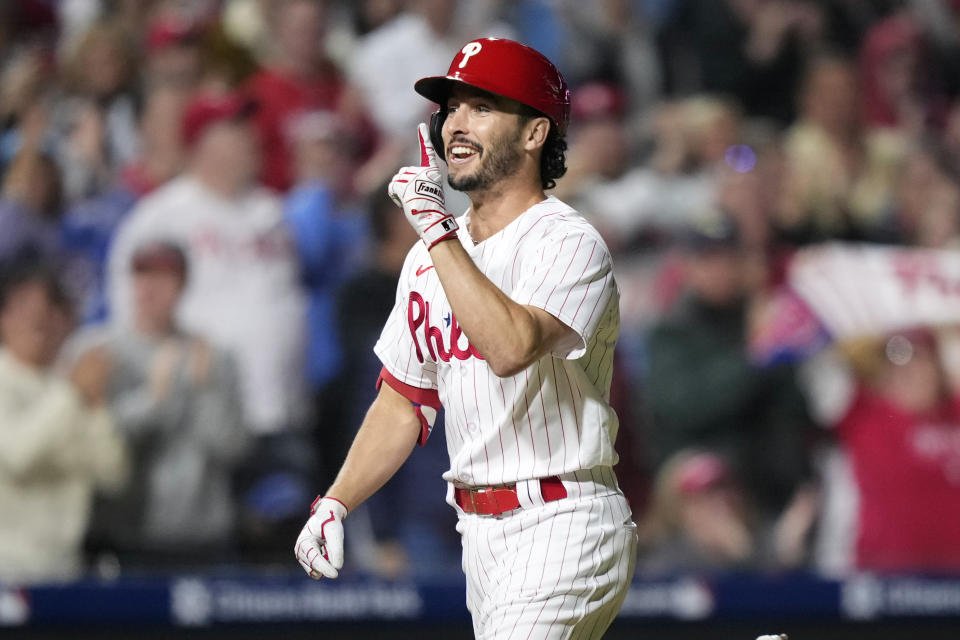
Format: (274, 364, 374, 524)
(1, 0, 959, 585)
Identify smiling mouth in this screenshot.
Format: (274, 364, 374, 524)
(448, 142, 481, 164)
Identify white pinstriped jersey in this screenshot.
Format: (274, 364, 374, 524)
(373, 196, 620, 487)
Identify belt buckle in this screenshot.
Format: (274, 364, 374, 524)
(455, 482, 519, 518)
(478, 485, 517, 518)
(471, 486, 493, 516)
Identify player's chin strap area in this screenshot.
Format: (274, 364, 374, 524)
(429, 109, 446, 160)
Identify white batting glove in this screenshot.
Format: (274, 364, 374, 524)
(295, 496, 348, 579)
(388, 123, 459, 250)
(755, 635, 788, 640)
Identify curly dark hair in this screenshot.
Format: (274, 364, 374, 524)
(518, 107, 567, 190)
(539, 126, 568, 190)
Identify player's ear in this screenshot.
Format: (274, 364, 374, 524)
(522, 116, 550, 152)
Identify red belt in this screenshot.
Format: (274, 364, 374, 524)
(454, 476, 567, 516)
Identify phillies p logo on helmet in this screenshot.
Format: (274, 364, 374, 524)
(458, 42, 483, 69)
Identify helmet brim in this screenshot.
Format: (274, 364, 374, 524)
(414, 75, 458, 106)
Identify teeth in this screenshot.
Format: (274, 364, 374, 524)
(450, 146, 478, 158)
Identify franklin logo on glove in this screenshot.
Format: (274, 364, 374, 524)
(415, 180, 444, 202)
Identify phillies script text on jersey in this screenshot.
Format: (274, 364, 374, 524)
(407, 291, 483, 362)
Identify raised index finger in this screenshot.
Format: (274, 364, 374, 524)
(418, 122, 438, 167)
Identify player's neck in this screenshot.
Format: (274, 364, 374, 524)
(466, 180, 546, 243)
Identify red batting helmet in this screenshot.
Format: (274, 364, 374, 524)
(415, 38, 570, 136)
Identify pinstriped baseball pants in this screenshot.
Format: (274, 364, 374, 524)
(452, 468, 638, 639)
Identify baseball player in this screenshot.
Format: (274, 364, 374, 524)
(296, 38, 638, 639)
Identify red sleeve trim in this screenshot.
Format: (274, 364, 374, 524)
(376, 366, 441, 409)
(414, 406, 430, 447)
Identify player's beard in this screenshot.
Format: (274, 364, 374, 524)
(447, 127, 524, 193)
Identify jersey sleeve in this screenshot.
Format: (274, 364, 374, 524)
(372, 247, 441, 444)
(373, 247, 439, 389)
(512, 225, 617, 360)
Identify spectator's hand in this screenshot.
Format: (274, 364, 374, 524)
(149, 341, 182, 399)
(772, 484, 818, 568)
(68, 102, 106, 168)
(70, 347, 112, 407)
(686, 493, 753, 563)
(0, 52, 43, 121)
(18, 101, 48, 152)
(295, 496, 348, 579)
(388, 123, 458, 249)
(188, 339, 212, 387)
(746, 0, 797, 63)
(649, 102, 688, 175)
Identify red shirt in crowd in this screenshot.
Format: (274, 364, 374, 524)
(245, 61, 376, 192)
(839, 388, 960, 572)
